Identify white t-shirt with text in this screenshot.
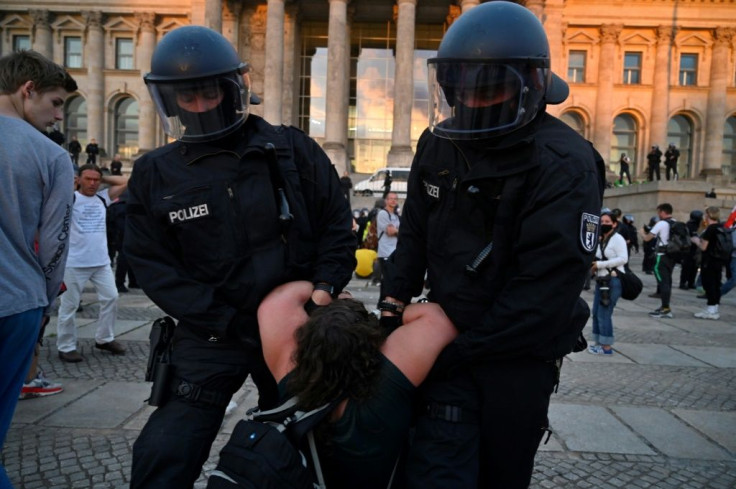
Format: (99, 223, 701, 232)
(67, 189, 111, 268)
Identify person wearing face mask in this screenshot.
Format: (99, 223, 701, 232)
(124, 25, 356, 488)
(379, 2, 605, 487)
(588, 211, 628, 355)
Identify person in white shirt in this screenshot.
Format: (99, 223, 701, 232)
(642, 202, 675, 318)
(588, 211, 628, 355)
(56, 164, 128, 362)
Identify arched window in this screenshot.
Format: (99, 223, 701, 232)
(64, 96, 87, 144)
(560, 111, 586, 138)
(723, 116, 736, 180)
(667, 115, 693, 178)
(114, 97, 139, 159)
(611, 114, 638, 178)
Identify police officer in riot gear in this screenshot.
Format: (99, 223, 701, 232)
(124, 25, 356, 488)
(380, 3, 604, 487)
(647, 144, 663, 181)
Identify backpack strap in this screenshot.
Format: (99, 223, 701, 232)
(655, 218, 673, 250)
(251, 394, 346, 489)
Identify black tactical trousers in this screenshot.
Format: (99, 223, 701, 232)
(131, 324, 278, 489)
(406, 357, 558, 489)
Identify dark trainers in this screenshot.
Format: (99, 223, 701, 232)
(19, 372, 63, 400)
(59, 350, 84, 362)
(95, 340, 126, 355)
(649, 307, 673, 318)
(648, 292, 661, 298)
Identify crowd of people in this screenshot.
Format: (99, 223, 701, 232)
(583, 203, 735, 359)
(1, 3, 734, 489)
(611, 142, 682, 186)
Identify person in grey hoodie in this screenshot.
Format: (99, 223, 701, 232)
(0, 50, 77, 489)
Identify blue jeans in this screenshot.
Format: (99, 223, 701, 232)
(0, 307, 43, 489)
(591, 276, 621, 346)
(721, 259, 736, 297)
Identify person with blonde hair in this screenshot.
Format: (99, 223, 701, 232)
(690, 206, 728, 320)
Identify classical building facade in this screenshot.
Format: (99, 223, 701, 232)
(1, 0, 735, 181)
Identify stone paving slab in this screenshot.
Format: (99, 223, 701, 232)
(670, 345, 736, 368)
(672, 409, 736, 454)
(43, 317, 149, 341)
(117, 323, 153, 341)
(548, 404, 655, 455)
(614, 343, 712, 367)
(43, 316, 95, 338)
(673, 320, 736, 336)
(612, 405, 732, 460)
(39, 381, 150, 429)
(13, 379, 105, 424)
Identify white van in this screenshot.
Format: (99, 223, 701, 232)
(352, 167, 410, 198)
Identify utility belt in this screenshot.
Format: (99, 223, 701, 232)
(421, 358, 563, 424)
(145, 316, 232, 408)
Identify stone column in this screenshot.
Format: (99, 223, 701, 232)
(282, 4, 299, 125)
(264, 0, 285, 124)
(205, 0, 223, 33)
(387, 0, 416, 168)
(446, 5, 461, 26)
(323, 0, 349, 173)
(223, 0, 243, 48)
(83, 11, 105, 145)
(136, 12, 157, 154)
(460, 0, 479, 13)
(702, 27, 734, 178)
(244, 6, 268, 118)
(592, 24, 622, 169)
(543, 0, 566, 82)
(30, 10, 53, 59)
(524, 0, 543, 18)
(650, 26, 673, 158)
(190, 0, 205, 25)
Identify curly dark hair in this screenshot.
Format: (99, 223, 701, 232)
(287, 299, 386, 411)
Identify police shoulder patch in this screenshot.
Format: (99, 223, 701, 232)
(580, 212, 599, 253)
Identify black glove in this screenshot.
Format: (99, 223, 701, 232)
(379, 315, 402, 334)
(303, 297, 325, 316)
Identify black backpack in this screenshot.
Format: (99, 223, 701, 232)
(710, 227, 734, 262)
(206, 397, 339, 489)
(664, 219, 691, 259)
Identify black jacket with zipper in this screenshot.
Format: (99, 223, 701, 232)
(124, 115, 356, 340)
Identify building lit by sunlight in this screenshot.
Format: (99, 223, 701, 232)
(1, 0, 734, 181)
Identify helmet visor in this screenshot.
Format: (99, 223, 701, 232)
(428, 60, 548, 139)
(147, 74, 250, 142)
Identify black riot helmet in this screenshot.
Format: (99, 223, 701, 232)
(144, 25, 251, 142)
(689, 209, 704, 222)
(428, 1, 568, 140)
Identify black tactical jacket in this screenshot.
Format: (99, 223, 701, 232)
(125, 115, 356, 340)
(385, 113, 604, 363)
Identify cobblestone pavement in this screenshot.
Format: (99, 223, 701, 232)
(3, 253, 735, 488)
